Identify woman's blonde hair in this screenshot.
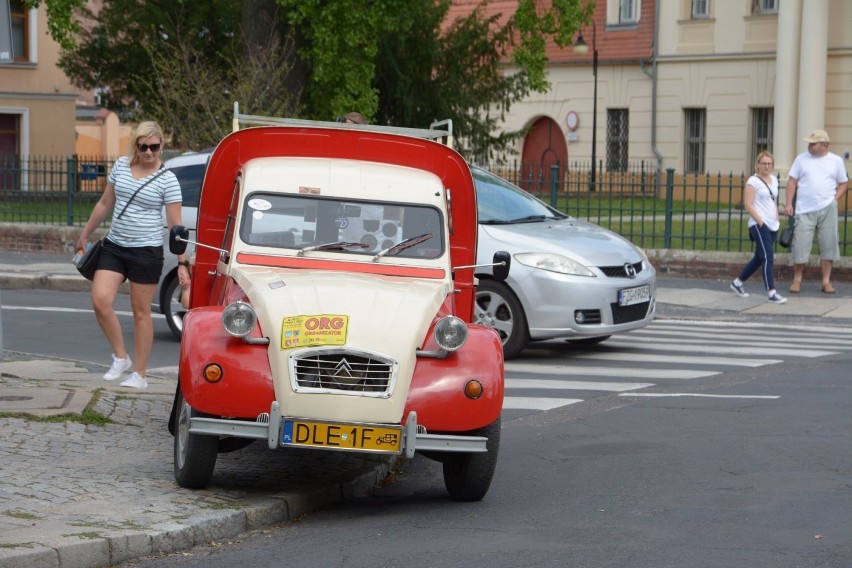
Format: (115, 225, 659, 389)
(754, 150, 774, 172)
(127, 121, 164, 165)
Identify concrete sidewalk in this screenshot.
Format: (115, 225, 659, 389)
(1, 253, 851, 568)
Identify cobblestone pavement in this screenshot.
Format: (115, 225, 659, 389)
(0, 360, 394, 568)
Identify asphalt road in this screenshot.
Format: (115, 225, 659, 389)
(3, 287, 851, 567)
(0, 288, 180, 372)
(117, 346, 852, 568)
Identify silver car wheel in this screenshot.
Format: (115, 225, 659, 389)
(474, 279, 529, 359)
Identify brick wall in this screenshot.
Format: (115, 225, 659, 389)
(0, 223, 106, 254)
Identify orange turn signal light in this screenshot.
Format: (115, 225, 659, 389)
(203, 363, 223, 383)
(464, 379, 483, 399)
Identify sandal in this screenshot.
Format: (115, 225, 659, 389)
(822, 283, 836, 294)
(789, 280, 801, 293)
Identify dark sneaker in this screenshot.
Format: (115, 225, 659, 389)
(768, 292, 788, 304)
(730, 280, 749, 297)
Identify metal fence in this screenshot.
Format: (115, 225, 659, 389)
(1, 155, 849, 255)
(0, 155, 115, 226)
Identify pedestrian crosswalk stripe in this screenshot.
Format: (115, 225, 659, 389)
(503, 397, 583, 410)
(604, 339, 836, 358)
(619, 393, 779, 400)
(506, 362, 717, 380)
(631, 328, 852, 349)
(505, 379, 654, 391)
(570, 352, 782, 367)
(652, 318, 852, 337)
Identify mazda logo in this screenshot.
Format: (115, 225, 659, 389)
(623, 263, 637, 278)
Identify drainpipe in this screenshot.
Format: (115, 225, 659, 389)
(640, 0, 663, 194)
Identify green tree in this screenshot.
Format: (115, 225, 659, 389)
(35, 0, 593, 155)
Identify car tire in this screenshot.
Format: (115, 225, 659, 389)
(174, 387, 218, 489)
(441, 418, 501, 502)
(474, 279, 529, 360)
(163, 273, 185, 341)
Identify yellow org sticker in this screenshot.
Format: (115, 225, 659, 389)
(281, 314, 349, 349)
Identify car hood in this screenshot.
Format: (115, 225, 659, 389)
(479, 217, 644, 266)
(233, 266, 449, 357)
(231, 266, 451, 423)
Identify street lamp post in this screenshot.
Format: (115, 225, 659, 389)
(573, 23, 597, 192)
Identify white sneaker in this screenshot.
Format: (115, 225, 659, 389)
(104, 354, 132, 380)
(120, 372, 148, 389)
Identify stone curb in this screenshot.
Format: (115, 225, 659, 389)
(0, 462, 394, 568)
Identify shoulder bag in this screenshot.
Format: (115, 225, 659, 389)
(779, 215, 795, 248)
(754, 175, 793, 249)
(74, 167, 167, 280)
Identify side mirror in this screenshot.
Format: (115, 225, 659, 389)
(492, 251, 511, 281)
(169, 225, 189, 255)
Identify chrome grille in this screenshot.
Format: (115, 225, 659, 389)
(290, 349, 397, 397)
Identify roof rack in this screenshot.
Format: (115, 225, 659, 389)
(232, 102, 453, 148)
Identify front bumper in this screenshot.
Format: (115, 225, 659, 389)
(188, 402, 487, 458)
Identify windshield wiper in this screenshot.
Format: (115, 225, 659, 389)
(507, 214, 547, 223)
(373, 232, 435, 262)
(298, 241, 371, 256)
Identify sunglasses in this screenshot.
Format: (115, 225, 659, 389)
(137, 143, 161, 153)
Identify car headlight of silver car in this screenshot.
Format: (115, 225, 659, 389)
(434, 316, 468, 352)
(514, 252, 596, 277)
(222, 301, 258, 337)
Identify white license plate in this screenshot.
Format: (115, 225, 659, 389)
(618, 285, 650, 306)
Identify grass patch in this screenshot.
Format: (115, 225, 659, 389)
(4, 511, 42, 520)
(0, 389, 112, 425)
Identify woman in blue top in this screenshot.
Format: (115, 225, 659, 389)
(729, 151, 787, 304)
(76, 122, 190, 388)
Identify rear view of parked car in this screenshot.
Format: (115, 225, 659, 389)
(154, 152, 206, 337)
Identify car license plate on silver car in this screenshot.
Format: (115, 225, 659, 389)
(618, 285, 650, 306)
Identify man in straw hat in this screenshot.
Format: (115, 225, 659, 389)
(784, 129, 848, 294)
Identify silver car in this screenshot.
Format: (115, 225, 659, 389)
(155, 156, 655, 359)
(470, 166, 655, 358)
(153, 152, 205, 337)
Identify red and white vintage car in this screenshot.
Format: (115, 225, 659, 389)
(167, 109, 510, 501)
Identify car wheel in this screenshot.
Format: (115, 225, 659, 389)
(566, 335, 611, 345)
(442, 419, 501, 502)
(174, 387, 218, 489)
(474, 279, 529, 359)
(163, 275, 186, 341)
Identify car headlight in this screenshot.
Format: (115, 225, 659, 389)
(514, 253, 596, 277)
(434, 316, 468, 352)
(222, 301, 258, 337)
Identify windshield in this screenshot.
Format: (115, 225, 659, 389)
(471, 167, 566, 224)
(239, 193, 445, 260)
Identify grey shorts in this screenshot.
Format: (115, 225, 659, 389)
(790, 200, 840, 264)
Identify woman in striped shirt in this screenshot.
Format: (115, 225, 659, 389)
(76, 121, 190, 389)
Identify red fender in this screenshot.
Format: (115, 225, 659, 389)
(179, 307, 274, 418)
(403, 325, 504, 432)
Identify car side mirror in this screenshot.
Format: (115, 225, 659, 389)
(169, 225, 189, 255)
(492, 251, 511, 281)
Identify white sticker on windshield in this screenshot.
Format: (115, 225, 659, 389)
(253, 211, 264, 220)
(248, 198, 272, 211)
